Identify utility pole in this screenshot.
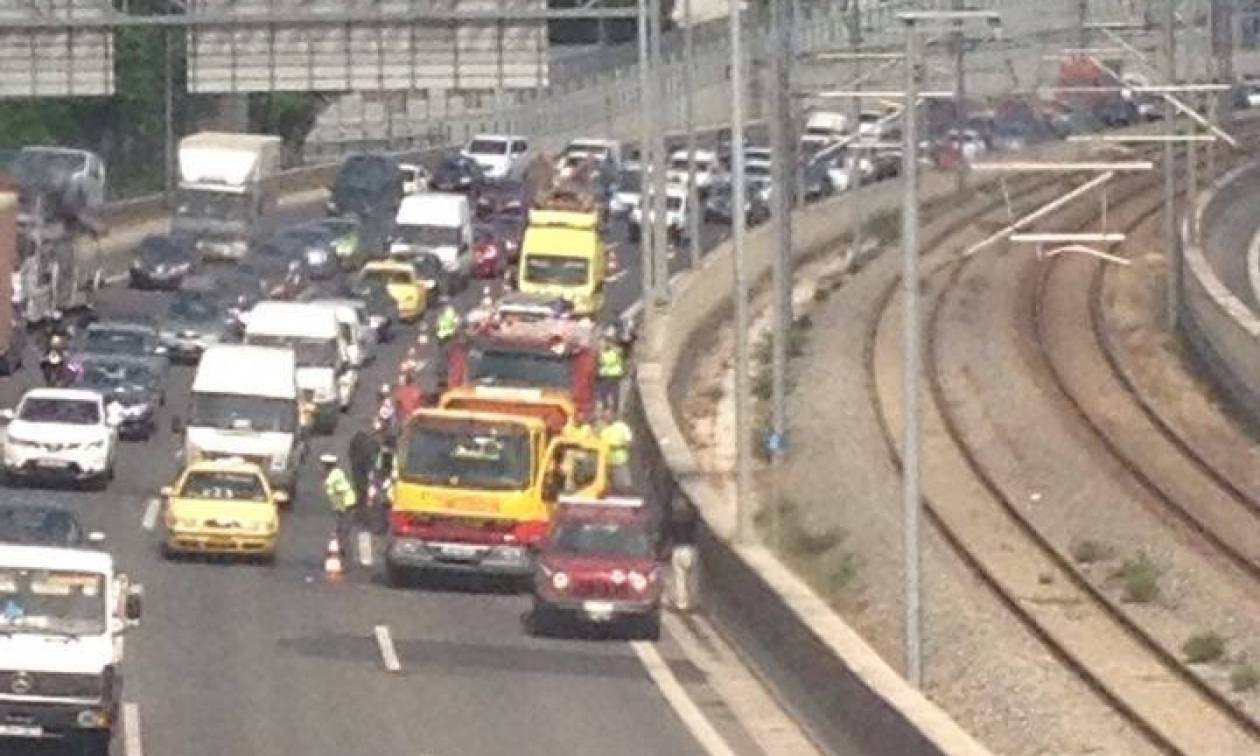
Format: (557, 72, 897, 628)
(1211, 0, 1235, 120)
(638, 0, 656, 321)
(1077, 0, 1088, 48)
(650, 0, 670, 305)
(768, 0, 793, 457)
(847, 0, 864, 268)
(900, 15, 922, 689)
(952, 0, 968, 191)
(164, 27, 175, 197)
(684, 0, 701, 268)
(1165, 0, 1180, 329)
(730, 0, 753, 543)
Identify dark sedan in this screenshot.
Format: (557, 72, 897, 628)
(271, 225, 341, 280)
(129, 233, 199, 290)
(159, 288, 231, 362)
(0, 495, 99, 547)
(72, 354, 163, 441)
(431, 154, 487, 195)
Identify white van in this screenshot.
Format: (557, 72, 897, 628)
(183, 344, 302, 492)
(0, 544, 142, 752)
(801, 111, 849, 150)
(244, 301, 357, 433)
(460, 134, 529, 180)
(390, 192, 473, 281)
(309, 299, 371, 367)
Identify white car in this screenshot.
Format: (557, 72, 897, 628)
(610, 163, 643, 216)
(460, 134, 529, 181)
(629, 184, 691, 241)
(666, 149, 720, 193)
(1, 388, 118, 488)
(557, 138, 622, 172)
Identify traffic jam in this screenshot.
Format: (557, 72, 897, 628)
(0, 131, 688, 753)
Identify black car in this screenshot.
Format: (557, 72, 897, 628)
(129, 233, 199, 290)
(328, 153, 401, 255)
(272, 225, 341, 280)
(0, 496, 97, 547)
(71, 354, 163, 441)
(243, 243, 308, 299)
(1095, 97, 1139, 128)
(431, 154, 487, 196)
(159, 288, 231, 362)
(404, 250, 456, 300)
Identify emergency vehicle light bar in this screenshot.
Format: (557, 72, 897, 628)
(558, 495, 645, 509)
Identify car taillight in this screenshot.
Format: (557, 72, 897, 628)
(513, 520, 548, 545)
(390, 511, 429, 536)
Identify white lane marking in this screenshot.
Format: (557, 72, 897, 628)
(140, 498, 161, 532)
(357, 531, 374, 567)
(122, 701, 144, 756)
(1247, 226, 1260, 313)
(374, 624, 403, 673)
(631, 640, 738, 756)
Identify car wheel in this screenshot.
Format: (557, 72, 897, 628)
(384, 556, 409, 588)
(71, 729, 111, 756)
(0, 353, 11, 376)
(527, 604, 553, 637)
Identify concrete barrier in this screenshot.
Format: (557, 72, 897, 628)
(1181, 161, 1260, 427)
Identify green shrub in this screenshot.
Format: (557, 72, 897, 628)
(1231, 663, 1259, 692)
(1183, 632, 1226, 665)
(1111, 551, 1159, 603)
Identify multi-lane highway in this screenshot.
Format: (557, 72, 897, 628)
(1, 199, 732, 755)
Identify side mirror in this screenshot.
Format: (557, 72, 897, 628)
(273, 490, 289, 506)
(160, 486, 174, 498)
(170, 416, 184, 434)
(124, 584, 143, 623)
(87, 531, 107, 545)
(0, 409, 13, 423)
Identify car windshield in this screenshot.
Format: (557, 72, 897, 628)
(746, 164, 772, 179)
(18, 398, 99, 425)
(320, 220, 356, 237)
(666, 196, 683, 211)
(0, 569, 106, 637)
(137, 238, 187, 263)
(401, 422, 531, 490)
(12, 150, 86, 186)
(0, 507, 81, 547)
(179, 470, 267, 502)
(468, 139, 509, 155)
(245, 334, 337, 368)
(467, 347, 573, 389)
(334, 156, 395, 191)
(395, 224, 460, 247)
(568, 143, 610, 158)
(168, 293, 222, 323)
(76, 361, 155, 391)
(362, 268, 412, 286)
(190, 392, 296, 433)
(551, 520, 652, 558)
(174, 189, 250, 222)
(524, 255, 590, 286)
(82, 328, 150, 356)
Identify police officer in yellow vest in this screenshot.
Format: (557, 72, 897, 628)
(597, 326, 626, 412)
(435, 304, 461, 344)
(322, 454, 358, 560)
(598, 405, 633, 489)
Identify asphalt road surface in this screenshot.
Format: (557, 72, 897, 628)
(0, 202, 733, 756)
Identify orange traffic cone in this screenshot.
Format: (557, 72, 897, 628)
(324, 537, 344, 582)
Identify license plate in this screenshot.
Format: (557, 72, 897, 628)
(0, 724, 43, 738)
(436, 543, 483, 560)
(583, 601, 616, 620)
(35, 459, 69, 469)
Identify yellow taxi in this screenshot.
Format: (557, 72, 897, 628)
(360, 260, 427, 322)
(161, 459, 283, 561)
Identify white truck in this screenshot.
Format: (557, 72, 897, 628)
(178, 344, 303, 494)
(800, 111, 849, 151)
(0, 544, 142, 755)
(243, 301, 357, 434)
(390, 192, 472, 287)
(172, 132, 282, 260)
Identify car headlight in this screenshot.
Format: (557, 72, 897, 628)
(166, 514, 198, 529)
(270, 455, 286, 472)
(306, 248, 330, 265)
(551, 571, 570, 591)
(629, 571, 650, 592)
(85, 439, 106, 450)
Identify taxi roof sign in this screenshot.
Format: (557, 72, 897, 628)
(558, 495, 644, 509)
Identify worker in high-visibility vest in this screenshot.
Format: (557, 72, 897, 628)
(598, 405, 633, 489)
(322, 454, 359, 562)
(597, 326, 627, 412)
(435, 304, 461, 343)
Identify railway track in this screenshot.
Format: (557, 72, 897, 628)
(860, 126, 1260, 754)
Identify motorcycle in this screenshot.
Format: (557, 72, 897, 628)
(40, 348, 72, 387)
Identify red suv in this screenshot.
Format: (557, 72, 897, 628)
(529, 496, 666, 640)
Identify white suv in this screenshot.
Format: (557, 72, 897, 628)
(1, 388, 118, 488)
(460, 134, 529, 181)
(666, 149, 719, 193)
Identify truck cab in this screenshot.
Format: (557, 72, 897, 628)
(447, 316, 598, 421)
(173, 132, 282, 260)
(518, 197, 606, 317)
(390, 192, 472, 291)
(0, 544, 142, 754)
(386, 409, 608, 584)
